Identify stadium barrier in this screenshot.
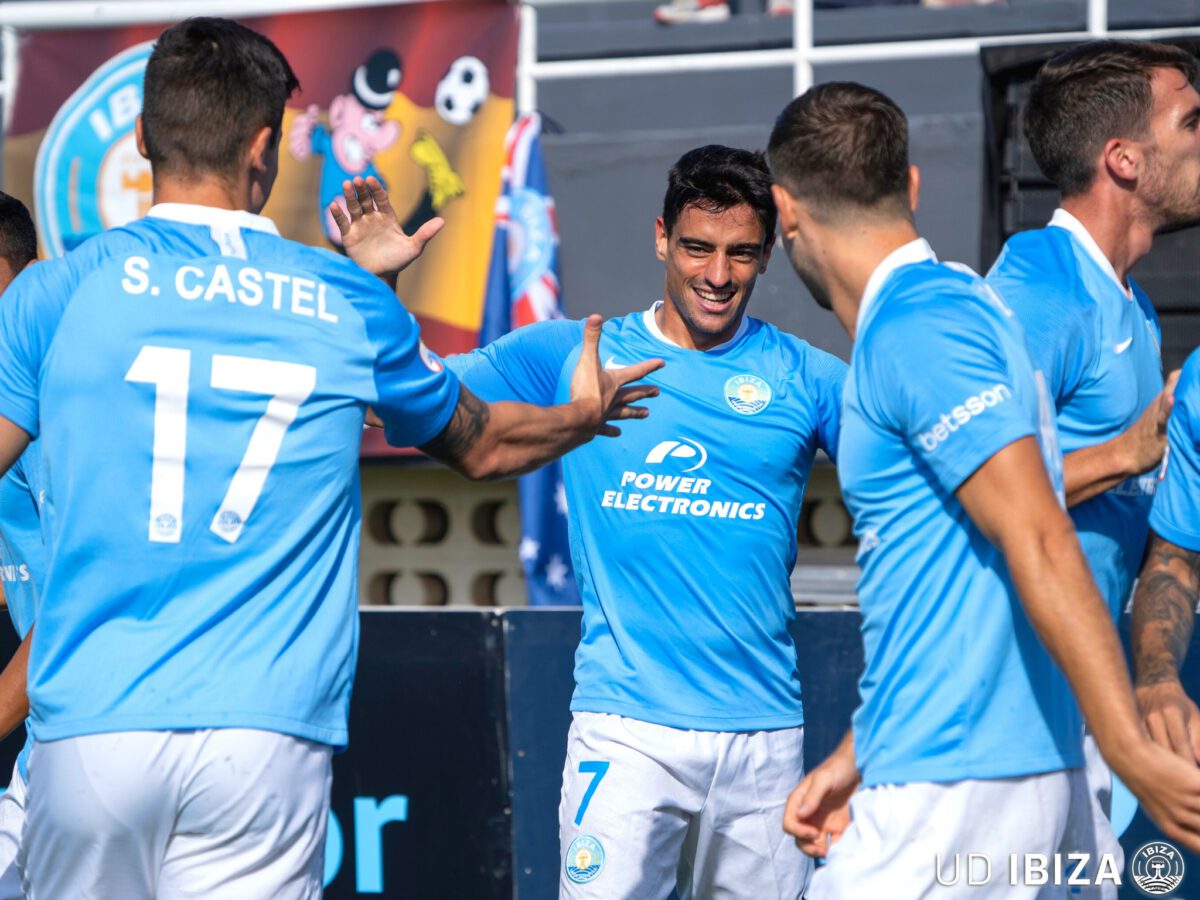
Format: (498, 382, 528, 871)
(0, 607, 1179, 898)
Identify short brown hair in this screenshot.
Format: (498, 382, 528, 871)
(1025, 40, 1199, 197)
(767, 82, 911, 222)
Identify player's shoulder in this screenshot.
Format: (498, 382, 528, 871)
(747, 318, 846, 385)
(261, 237, 392, 299)
(1179, 348, 1200, 401)
(988, 227, 1093, 312)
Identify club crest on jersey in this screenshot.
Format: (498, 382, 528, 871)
(418, 341, 443, 373)
(724, 374, 772, 415)
(35, 42, 155, 257)
(565, 835, 605, 884)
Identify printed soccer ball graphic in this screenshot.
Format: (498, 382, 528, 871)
(435, 56, 489, 126)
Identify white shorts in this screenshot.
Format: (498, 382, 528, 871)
(20, 729, 332, 900)
(558, 711, 812, 900)
(1055, 731, 1122, 900)
(807, 768, 1086, 900)
(0, 761, 25, 900)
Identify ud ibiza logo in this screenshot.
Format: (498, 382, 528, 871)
(36, 42, 155, 256)
(1130, 842, 1185, 896)
(645, 438, 707, 472)
(565, 835, 605, 884)
(725, 374, 772, 415)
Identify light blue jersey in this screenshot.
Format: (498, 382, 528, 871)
(0, 203, 460, 746)
(1149, 349, 1200, 552)
(988, 211, 1163, 617)
(840, 240, 1081, 787)
(448, 307, 845, 731)
(0, 445, 46, 779)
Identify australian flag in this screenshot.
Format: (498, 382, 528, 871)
(480, 113, 579, 606)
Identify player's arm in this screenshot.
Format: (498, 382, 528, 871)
(0, 627, 30, 742)
(418, 315, 661, 481)
(1132, 535, 1200, 763)
(782, 728, 858, 857)
(1061, 369, 1179, 507)
(959, 437, 1200, 850)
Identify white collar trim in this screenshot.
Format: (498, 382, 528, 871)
(147, 203, 280, 235)
(859, 238, 937, 329)
(1048, 208, 1131, 299)
(641, 300, 749, 350)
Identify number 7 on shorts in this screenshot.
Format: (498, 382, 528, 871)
(574, 761, 610, 826)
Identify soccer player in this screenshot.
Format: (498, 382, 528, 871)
(767, 82, 1200, 897)
(337, 145, 846, 899)
(1131, 350, 1200, 758)
(985, 39, 1200, 890)
(0, 19, 660, 899)
(0, 192, 39, 900)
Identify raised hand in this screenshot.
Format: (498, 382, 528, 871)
(1123, 369, 1181, 475)
(569, 315, 663, 437)
(331, 176, 445, 282)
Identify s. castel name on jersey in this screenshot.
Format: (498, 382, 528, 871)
(600, 437, 766, 521)
(121, 256, 340, 325)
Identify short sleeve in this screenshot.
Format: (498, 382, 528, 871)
(355, 279, 461, 448)
(1149, 358, 1200, 551)
(808, 349, 847, 462)
(872, 297, 1036, 494)
(446, 319, 585, 406)
(0, 259, 74, 439)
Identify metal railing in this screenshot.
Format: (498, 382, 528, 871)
(515, 0, 1200, 115)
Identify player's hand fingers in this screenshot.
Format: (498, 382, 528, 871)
(613, 385, 659, 405)
(341, 180, 364, 218)
(411, 217, 446, 252)
(606, 405, 650, 421)
(364, 407, 384, 429)
(329, 202, 351, 239)
(1146, 710, 1175, 754)
(353, 178, 374, 215)
(611, 358, 665, 386)
(597, 425, 621, 438)
(365, 176, 397, 220)
(579, 314, 603, 365)
(1164, 706, 1196, 762)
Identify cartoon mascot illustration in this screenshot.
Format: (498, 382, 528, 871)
(290, 48, 473, 248)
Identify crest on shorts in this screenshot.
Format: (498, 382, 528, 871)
(565, 834, 605, 884)
(1130, 841, 1185, 896)
(725, 373, 772, 416)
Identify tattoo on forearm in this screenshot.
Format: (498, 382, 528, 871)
(419, 386, 490, 465)
(1133, 538, 1200, 685)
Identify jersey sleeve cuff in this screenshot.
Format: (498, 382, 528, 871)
(0, 399, 38, 442)
(929, 423, 1037, 495)
(1149, 509, 1200, 554)
(382, 371, 462, 450)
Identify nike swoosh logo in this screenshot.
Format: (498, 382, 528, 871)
(1114, 337, 1133, 354)
(603, 356, 621, 370)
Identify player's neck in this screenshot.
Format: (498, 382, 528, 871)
(152, 174, 259, 214)
(1060, 194, 1152, 285)
(831, 224, 920, 341)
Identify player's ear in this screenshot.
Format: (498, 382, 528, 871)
(907, 164, 921, 215)
(654, 216, 669, 262)
(771, 184, 799, 241)
(135, 116, 148, 161)
(1102, 136, 1140, 184)
(247, 126, 276, 175)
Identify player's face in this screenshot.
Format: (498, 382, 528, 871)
(1140, 67, 1200, 232)
(655, 202, 769, 349)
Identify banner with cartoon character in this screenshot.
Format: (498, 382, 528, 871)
(4, 0, 517, 367)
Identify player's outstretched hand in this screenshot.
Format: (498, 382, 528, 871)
(1119, 738, 1200, 852)
(1137, 680, 1200, 765)
(783, 749, 859, 857)
(332, 176, 445, 280)
(1122, 369, 1181, 475)
(569, 315, 662, 438)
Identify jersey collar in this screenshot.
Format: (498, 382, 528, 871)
(858, 238, 937, 334)
(641, 300, 750, 351)
(1048, 208, 1132, 300)
(147, 204, 280, 236)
